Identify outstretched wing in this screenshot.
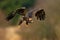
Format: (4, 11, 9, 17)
(6, 11, 15, 21)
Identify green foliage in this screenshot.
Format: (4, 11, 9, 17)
(0, 0, 35, 15)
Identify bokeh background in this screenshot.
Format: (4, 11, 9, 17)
(0, 0, 60, 40)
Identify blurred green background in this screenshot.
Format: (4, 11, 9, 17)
(0, 0, 35, 14)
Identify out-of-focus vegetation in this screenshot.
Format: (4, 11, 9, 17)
(0, 0, 35, 25)
(0, 0, 35, 15)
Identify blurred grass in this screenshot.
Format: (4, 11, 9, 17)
(0, 0, 35, 25)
